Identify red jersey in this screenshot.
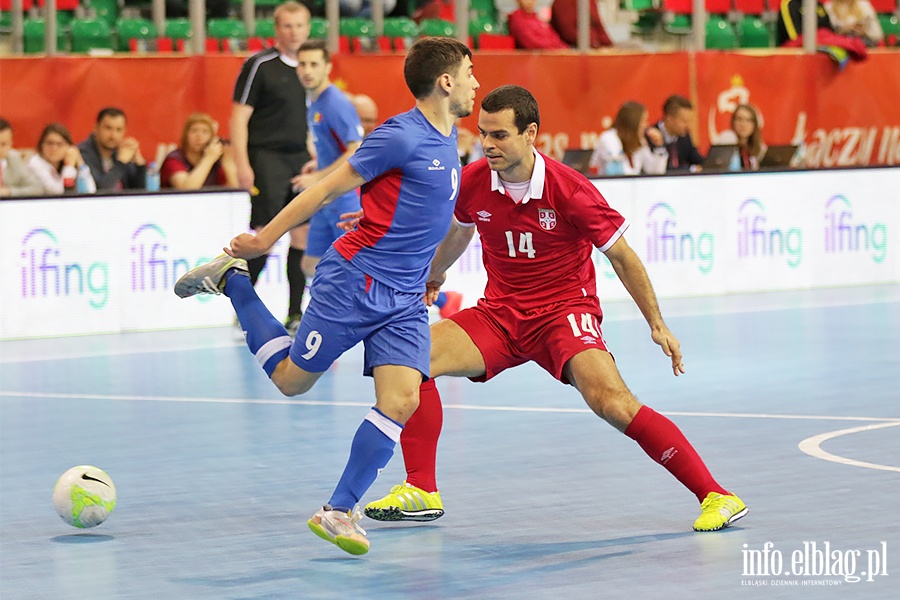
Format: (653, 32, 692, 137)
(455, 151, 628, 313)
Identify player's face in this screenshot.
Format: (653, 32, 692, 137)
(448, 57, 479, 119)
(296, 49, 331, 92)
(478, 108, 536, 180)
(275, 10, 310, 54)
(95, 115, 126, 151)
(664, 107, 692, 137)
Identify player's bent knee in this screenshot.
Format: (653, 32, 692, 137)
(271, 360, 319, 396)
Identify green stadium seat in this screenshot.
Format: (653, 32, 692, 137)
(85, 0, 118, 27)
(23, 19, 66, 53)
(879, 14, 900, 46)
(309, 17, 328, 39)
(116, 17, 157, 51)
(339, 17, 374, 38)
(254, 19, 275, 39)
(383, 17, 418, 50)
(470, 0, 498, 20)
(622, 0, 656, 10)
(664, 13, 691, 35)
(705, 16, 736, 49)
(736, 16, 771, 48)
(165, 18, 192, 41)
(418, 18, 456, 37)
(469, 15, 497, 37)
(207, 18, 249, 40)
(71, 18, 113, 52)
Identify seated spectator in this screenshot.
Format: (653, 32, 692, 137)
(825, 0, 883, 46)
(28, 123, 97, 195)
(652, 95, 703, 172)
(0, 118, 44, 197)
(78, 107, 147, 191)
(160, 113, 238, 189)
(776, 0, 834, 46)
(350, 93, 379, 137)
(550, 0, 613, 48)
(507, 0, 569, 49)
(719, 104, 766, 171)
(590, 101, 667, 176)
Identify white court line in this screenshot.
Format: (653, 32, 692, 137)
(798, 422, 900, 473)
(2, 390, 900, 424)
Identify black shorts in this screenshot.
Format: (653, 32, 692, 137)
(248, 147, 311, 229)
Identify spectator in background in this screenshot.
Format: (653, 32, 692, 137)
(776, 0, 833, 46)
(340, 0, 397, 17)
(164, 0, 230, 19)
(0, 118, 44, 197)
(350, 94, 379, 137)
(507, 0, 569, 49)
(590, 101, 667, 176)
(550, 0, 613, 48)
(78, 107, 147, 191)
(161, 113, 238, 190)
(825, 0, 883, 46)
(652, 95, 703, 172)
(719, 104, 766, 171)
(28, 123, 97, 195)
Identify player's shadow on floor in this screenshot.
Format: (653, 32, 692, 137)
(51, 533, 115, 543)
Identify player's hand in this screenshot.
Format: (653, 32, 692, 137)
(337, 209, 364, 232)
(423, 272, 447, 306)
(225, 232, 268, 260)
(651, 325, 685, 377)
(301, 159, 318, 175)
(291, 172, 319, 192)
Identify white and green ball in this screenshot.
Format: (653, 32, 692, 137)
(52, 466, 116, 528)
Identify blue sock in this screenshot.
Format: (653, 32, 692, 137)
(434, 291, 447, 308)
(328, 408, 402, 511)
(224, 270, 291, 377)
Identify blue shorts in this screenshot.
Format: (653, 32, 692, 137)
(289, 246, 430, 378)
(306, 192, 361, 258)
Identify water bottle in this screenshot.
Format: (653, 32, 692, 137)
(728, 150, 742, 172)
(605, 155, 625, 176)
(146, 162, 161, 192)
(75, 165, 92, 194)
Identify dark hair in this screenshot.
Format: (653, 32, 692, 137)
(731, 104, 763, 158)
(663, 95, 692, 116)
(299, 39, 330, 63)
(404, 37, 472, 100)
(481, 85, 540, 133)
(96, 107, 126, 123)
(0, 117, 11, 132)
(37, 122, 73, 150)
(613, 101, 646, 158)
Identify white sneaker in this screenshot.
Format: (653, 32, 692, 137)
(174, 254, 249, 298)
(307, 505, 370, 555)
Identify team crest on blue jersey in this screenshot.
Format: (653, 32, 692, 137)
(538, 208, 557, 231)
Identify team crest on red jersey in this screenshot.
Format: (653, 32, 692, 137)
(538, 208, 557, 231)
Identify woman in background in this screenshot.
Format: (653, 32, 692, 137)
(161, 113, 238, 189)
(825, 0, 883, 46)
(27, 123, 96, 195)
(730, 104, 766, 171)
(590, 101, 667, 176)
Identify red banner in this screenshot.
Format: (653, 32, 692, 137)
(1, 51, 899, 166)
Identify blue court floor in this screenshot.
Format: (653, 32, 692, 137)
(1, 285, 898, 600)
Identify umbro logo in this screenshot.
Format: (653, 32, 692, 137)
(579, 335, 597, 345)
(660, 447, 678, 464)
(428, 159, 445, 171)
(477, 210, 492, 221)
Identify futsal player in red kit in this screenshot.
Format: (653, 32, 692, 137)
(363, 85, 747, 532)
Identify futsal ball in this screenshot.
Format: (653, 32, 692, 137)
(52, 466, 117, 528)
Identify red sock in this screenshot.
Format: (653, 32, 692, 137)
(401, 379, 443, 493)
(624, 405, 728, 502)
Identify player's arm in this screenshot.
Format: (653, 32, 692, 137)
(604, 236, 685, 376)
(227, 162, 366, 259)
(293, 140, 362, 190)
(424, 219, 475, 304)
(229, 103, 255, 190)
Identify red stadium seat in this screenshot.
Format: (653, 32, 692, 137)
(734, 0, 766, 14)
(664, 0, 734, 13)
(1, 0, 34, 9)
(870, 0, 896, 12)
(477, 33, 515, 49)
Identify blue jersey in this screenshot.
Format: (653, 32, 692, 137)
(308, 85, 364, 181)
(338, 107, 460, 292)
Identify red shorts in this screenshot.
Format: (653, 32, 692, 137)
(447, 297, 610, 384)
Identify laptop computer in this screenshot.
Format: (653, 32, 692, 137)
(759, 145, 799, 169)
(702, 144, 738, 171)
(561, 149, 594, 176)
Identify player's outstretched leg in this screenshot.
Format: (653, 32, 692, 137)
(365, 379, 444, 522)
(623, 405, 747, 531)
(174, 254, 292, 379)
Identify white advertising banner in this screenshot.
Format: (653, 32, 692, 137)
(2, 169, 898, 340)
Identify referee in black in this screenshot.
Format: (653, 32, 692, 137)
(230, 1, 312, 335)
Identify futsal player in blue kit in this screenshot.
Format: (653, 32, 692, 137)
(290, 40, 363, 278)
(174, 37, 479, 556)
